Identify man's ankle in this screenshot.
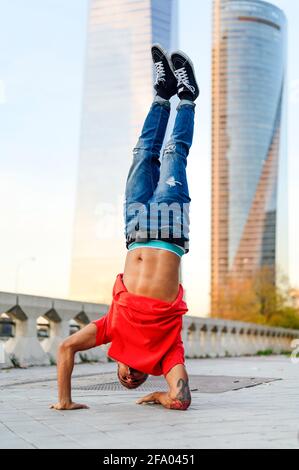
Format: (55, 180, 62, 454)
(156, 88, 172, 100)
(154, 94, 170, 106)
(177, 99, 196, 110)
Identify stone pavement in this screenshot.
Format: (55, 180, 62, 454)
(0, 356, 299, 449)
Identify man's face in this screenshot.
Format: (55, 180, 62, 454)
(117, 362, 148, 389)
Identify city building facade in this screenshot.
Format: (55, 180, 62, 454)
(70, 0, 178, 302)
(211, 0, 288, 313)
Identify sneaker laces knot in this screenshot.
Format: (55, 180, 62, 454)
(154, 61, 166, 85)
(175, 67, 195, 94)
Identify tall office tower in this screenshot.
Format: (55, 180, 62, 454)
(70, 0, 178, 302)
(211, 0, 288, 314)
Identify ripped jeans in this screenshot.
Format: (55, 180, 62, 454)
(124, 97, 195, 252)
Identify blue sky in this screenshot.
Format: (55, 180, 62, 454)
(0, 0, 298, 315)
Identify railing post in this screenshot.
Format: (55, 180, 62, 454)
(4, 294, 51, 367)
(186, 319, 199, 358)
(215, 323, 226, 357)
(202, 322, 216, 358)
(221, 325, 236, 356)
(0, 339, 12, 368)
(41, 315, 70, 364)
(49, 299, 87, 364)
(243, 328, 254, 355)
(80, 303, 109, 363)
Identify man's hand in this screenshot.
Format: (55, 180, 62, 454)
(50, 402, 89, 411)
(136, 391, 190, 411)
(136, 367, 192, 411)
(136, 391, 168, 407)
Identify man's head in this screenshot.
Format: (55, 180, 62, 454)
(117, 362, 148, 389)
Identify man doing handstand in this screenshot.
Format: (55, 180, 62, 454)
(51, 44, 199, 412)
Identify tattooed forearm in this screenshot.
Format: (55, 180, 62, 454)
(169, 378, 191, 411)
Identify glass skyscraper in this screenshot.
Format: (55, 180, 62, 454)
(70, 0, 178, 302)
(211, 0, 288, 313)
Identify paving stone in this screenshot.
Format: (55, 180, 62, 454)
(28, 435, 85, 449)
(1, 356, 299, 449)
(0, 439, 36, 449)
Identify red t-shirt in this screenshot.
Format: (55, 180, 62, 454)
(92, 274, 188, 376)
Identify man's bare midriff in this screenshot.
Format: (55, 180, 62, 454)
(123, 248, 181, 303)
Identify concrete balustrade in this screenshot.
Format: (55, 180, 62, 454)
(0, 292, 108, 368)
(184, 317, 299, 358)
(0, 291, 298, 368)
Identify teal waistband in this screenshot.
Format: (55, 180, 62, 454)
(128, 240, 185, 258)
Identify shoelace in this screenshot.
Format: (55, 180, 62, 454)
(174, 67, 195, 94)
(154, 61, 166, 85)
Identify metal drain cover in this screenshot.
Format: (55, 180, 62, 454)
(73, 374, 279, 393)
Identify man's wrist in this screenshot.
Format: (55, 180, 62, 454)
(169, 398, 191, 410)
(169, 388, 191, 410)
(59, 399, 72, 407)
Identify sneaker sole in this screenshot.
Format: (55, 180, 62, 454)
(170, 49, 200, 96)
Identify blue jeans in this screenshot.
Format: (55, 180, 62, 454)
(124, 97, 195, 252)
